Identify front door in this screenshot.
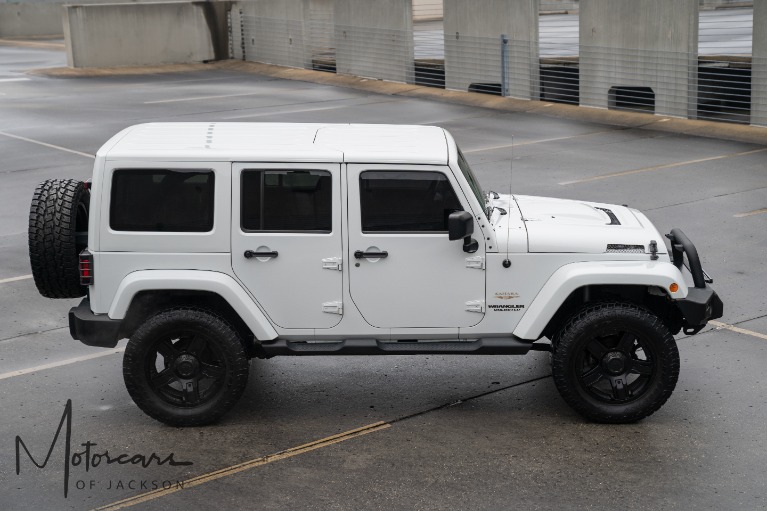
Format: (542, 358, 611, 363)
(232, 163, 343, 329)
(346, 164, 486, 329)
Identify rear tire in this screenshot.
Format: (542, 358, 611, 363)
(551, 302, 679, 423)
(28, 179, 90, 298)
(123, 308, 250, 427)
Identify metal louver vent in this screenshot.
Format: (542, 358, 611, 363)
(606, 244, 645, 253)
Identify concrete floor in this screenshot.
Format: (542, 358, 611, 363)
(0, 44, 766, 511)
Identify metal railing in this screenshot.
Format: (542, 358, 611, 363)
(237, 2, 763, 127)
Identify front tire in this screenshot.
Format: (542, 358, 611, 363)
(123, 308, 250, 427)
(551, 302, 679, 423)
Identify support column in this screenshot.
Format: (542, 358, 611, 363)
(443, 0, 539, 99)
(752, 0, 767, 127)
(333, 0, 414, 83)
(240, 0, 310, 68)
(579, 0, 698, 118)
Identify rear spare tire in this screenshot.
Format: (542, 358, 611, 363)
(28, 179, 90, 298)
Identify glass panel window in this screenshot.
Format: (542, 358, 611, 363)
(360, 171, 463, 232)
(241, 170, 332, 232)
(110, 169, 214, 232)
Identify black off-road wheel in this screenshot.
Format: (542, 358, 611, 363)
(551, 302, 679, 423)
(28, 179, 90, 298)
(123, 308, 250, 427)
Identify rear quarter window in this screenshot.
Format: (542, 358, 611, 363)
(110, 169, 215, 232)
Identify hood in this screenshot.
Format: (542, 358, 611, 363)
(513, 195, 667, 254)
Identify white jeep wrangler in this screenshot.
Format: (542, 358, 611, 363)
(28, 123, 722, 426)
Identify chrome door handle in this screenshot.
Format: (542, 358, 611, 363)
(354, 250, 388, 259)
(244, 250, 278, 259)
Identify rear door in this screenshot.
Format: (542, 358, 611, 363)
(231, 163, 343, 329)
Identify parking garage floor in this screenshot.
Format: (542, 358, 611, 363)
(1, 43, 766, 510)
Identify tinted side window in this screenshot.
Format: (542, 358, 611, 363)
(110, 169, 214, 232)
(360, 171, 463, 232)
(241, 170, 332, 232)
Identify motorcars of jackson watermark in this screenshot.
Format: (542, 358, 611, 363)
(14, 400, 192, 497)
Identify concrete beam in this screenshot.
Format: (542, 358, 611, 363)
(579, 0, 698, 119)
(413, 0, 442, 21)
(443, 0, 539, 99)
(0, 3, 62, 37)
(334, 0, 414, 83)
(753, 0, 766, 127)
(63, 2, 217, 68)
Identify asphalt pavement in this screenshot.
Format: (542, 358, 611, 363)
(0, 42, 766, 511)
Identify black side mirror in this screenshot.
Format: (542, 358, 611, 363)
(448, 211, 479, 253)
(448, 211, 474, 240)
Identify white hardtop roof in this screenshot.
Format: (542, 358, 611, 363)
(99, 123, 450, 165)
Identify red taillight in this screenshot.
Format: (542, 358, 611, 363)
(79, 250, 94, 286)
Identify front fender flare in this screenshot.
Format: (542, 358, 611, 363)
(108, 270, 278, 341)
(512, 261, 688, 340)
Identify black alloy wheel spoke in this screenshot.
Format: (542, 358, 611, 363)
(630, 359, 653, 375)
(156, 339, 178, 360)
(152, 368, 177, 388)
(185, 335, 206, 357)
(586, 339, 609, 359)
(610, 378, 628, 400)
(616, 331, 636, 352)
(200, 362, 225, 379)
(581, 366, 604, 387)
(181, 379, 200, 405)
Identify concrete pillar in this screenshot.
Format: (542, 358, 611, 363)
(443, 0, 539, 99)
(334, 0, 414, 83)
(63, 3, 216, 68)
(239, 0, 311, 68)
(752, 0, 767, 127)
(0, 3, 63, 37)
(579, 0, 699, 119)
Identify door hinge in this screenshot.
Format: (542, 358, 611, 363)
(465, 300, 485, 313)
(322, 257, 342, 271)
(322, 301, 343, 315)
(465, 256, 485, 270)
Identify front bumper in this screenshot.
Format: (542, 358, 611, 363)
(676, 285, 724, 334)
(69, 298, 122, 348)
(667, 228, 724, 334)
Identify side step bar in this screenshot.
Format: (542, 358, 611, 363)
(259, 338, 538, 356)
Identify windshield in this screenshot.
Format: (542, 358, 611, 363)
(457, 149, 486, 214)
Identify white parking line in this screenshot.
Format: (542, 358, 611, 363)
(145, 91, 267, 104)
(0, 131, 95, 159)
(0, 77, 30, 83)
(710, 320, 767, 341)
(463, 130, 615, 153)
(559, 147, 767, 186)
(734, 208, 767, 218)
(0, 347, 125, 381)
(0, 274, 32, 284)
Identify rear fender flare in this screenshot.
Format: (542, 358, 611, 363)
(109, 270, 278, 341)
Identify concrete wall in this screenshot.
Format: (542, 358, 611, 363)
(64, 2, 216, 68)
(443, 0, 539, 99)
(579, 0, 698, 119)
(752, 0, 766, 126)
(334, 0, 414, 83)
(239, 0, 311, 68)
(0, 3, 61, 37)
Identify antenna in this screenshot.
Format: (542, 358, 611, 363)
(502, 136, 513, 268)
